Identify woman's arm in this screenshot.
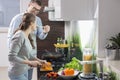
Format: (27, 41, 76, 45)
(8, 32, 25, 63)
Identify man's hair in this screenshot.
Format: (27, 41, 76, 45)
(31, 0, 42, 6)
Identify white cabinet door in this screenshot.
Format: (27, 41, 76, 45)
(48, 0, 97, 21)
(0, 28, 9, 67)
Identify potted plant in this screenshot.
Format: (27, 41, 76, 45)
(105, 33, 120, 60)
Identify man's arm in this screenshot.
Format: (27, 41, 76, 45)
(36, 17, 50, 40)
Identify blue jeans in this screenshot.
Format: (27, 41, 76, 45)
(9, 71, 28, 80)
(28, 68, 33, 80)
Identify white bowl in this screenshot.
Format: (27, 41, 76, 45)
(58, 70, 79, 80)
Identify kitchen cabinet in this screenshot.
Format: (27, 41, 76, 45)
(45, 0, 97, 21)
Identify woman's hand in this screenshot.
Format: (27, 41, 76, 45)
(28, 61, 42, 67)
(39, 59, 47, 64)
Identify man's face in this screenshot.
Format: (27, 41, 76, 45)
(28, 2, 41, 15)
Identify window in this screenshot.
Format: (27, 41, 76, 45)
(0, 0, 20, 27)
(76, 20, 98, 55)
(78, 20, 95, 49)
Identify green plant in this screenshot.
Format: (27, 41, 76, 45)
(59, 57, 82, 71)
(105, 33, 120, 49)
(109, 71, 117, 80)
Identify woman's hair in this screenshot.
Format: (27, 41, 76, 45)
(15, 13, 36, 49)
(31, 0, 42, 6)
(19, 13, 35, 31)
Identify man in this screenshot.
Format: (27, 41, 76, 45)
(8, 0, 50, 80)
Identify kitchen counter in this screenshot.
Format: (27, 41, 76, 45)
(38, 75, 80, 80)
(38, 70, 101, 80)
(38, 69, 80, 80)
(107, 60, 120, 73)
(97, 57, 120, 79)
(0, 27, 8, 33)
(97, 57, 120, 73)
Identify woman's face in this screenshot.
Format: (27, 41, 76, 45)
(31, 22, 36, 31)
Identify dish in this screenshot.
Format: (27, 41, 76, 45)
(54, 44, 69, 48)
(58, 70, 79, 79)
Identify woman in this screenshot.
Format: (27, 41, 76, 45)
(8, 13, 45, 80)
(8, 1, 50, 79)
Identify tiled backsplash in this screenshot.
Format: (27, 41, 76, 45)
(37, 0, 65, 52)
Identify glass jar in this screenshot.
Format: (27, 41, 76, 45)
(83, 48, 93, 74)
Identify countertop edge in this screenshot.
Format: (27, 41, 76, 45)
(97, 57, 120, 74)
(0, 27, 8, 33)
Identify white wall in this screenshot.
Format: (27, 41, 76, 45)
(0, 0, 20, 27)
(0, 27, 9, 66)
(98, 0, 120, 57)
(20, 0, 30, 13)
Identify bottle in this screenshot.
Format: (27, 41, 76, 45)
(59, 37, 63, 44)
(57, 38, 60, 45)
(56, 38, 60, 53)
(70, 41, 74, 48)
(64, 40, 68, 57)
(63, 39, 66, 44)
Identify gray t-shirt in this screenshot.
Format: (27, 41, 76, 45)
(8, 30, 35, 76)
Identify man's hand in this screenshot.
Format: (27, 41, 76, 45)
(43, 25, 50, 33)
